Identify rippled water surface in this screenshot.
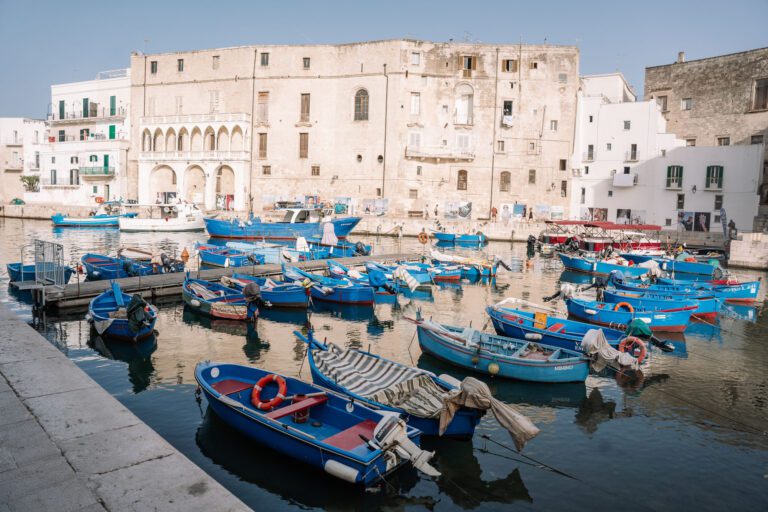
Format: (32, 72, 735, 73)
(1, 217, 767, 511)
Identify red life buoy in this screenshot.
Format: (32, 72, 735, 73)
(251, 373, 287, 410)
(619, 336, 647, 364)
(614, 301, 634, 313)
(418, 232, 429, 244)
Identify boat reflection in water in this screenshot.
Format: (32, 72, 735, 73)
(88, 335, 157, 393)
(558, 270, 597, 286)
(309, 300, 375, 322)
(722, 303, 759, 322)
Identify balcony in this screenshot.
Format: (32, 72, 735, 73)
(665, 179, 683, 190)
(79, 166, 115, 178)
(405, 145, 475, 162)
(139, 150, 251, 162)
(624, 150, 639, 162)
(583, 151, 595, 162)
(140, 113, 251, 125)
(40, 180, 79, 189)
(613, 172, 638, 187)
(48, 107, 127, 125)
(4, 161, 23, 171)
(2, 137, 23, 146)
(704, 181, 723, 191)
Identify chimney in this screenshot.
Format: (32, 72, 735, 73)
(677, 51, 686, 64)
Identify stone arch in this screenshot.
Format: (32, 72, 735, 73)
(177, 127, 189, 151)
(153, 128, 165, 152)
(354, 88, 369, 121)
(190, 127, 203, 152)
(204, 126, 216, 151)
(150, 165, 177, 202)
(215, 165, 235, 210)
(230, 125, 244, 151)
(184, 165, 206, 205)
(142, 129, 152, 151)
(165, 128, 177, 153)
(216, 126, 229, 151)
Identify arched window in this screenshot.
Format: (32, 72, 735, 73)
(354, 89, 369, 121)
(500, 171, 511, 192)
(455, 84, 474, 125)
(457, 170, 468, 191)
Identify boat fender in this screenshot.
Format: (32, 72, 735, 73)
(224, 257, 230, 268)
(619, 336, 647, 364)
(251, 373, 287, 411)
(437, 373, 463, 389)
(190, 299, 201, 308)
(614, 301, 634, 313)
(524, 333, 543, 341)
(585, 309, 597, 315)
(324, 460, 360, 484)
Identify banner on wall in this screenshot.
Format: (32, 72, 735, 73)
(694, 212, 711, 232)
(580, 207, 608, 222)
(550, 206, 564, 220)
(362, 198, 388, 216)
(678, 211, 694, 231)
(512, 204, 526, 218)
(534, 204, 551, 220)
(616, 209, 646, 225)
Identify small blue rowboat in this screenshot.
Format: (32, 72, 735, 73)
(195, 361, 437, 485)
(367, 262, 432, 285)
(196, 243, 265, 268)
(565, 297, 695, 332)
(656, 278, 760, 303)
(558, 253, 650, 278)
(182, 277, 256, 320)
(224, 273, 309, 308)
(7, 263, 75, 284)
(88, 282, 157, 341)
(81, 254, 156, 280)
(204, 215, 361, 240)
(51, 202, 137, 228)
(397, 261, 462, 282)
(603, 289, 720, 320)
(283, 264, 374, 305)
(656, 258, 719, 277)
(487, 305, 625, 351)
(296, 331, 484, 438)
(326, 261, 398, 302)
(431, 230, 455, 242)
(413, 318, 589, 383)
(306, 239, 371, 258)
(430, 231, 487, 245)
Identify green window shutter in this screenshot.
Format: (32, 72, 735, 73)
(706, 166, 712, 187)
(109, 125, 116, 140)
(110, 96, 116, 116)
(718, 167, 723, 188)
(58, 100, 65, 119)
(82, 98, 89, 118)
(666, 166, 672, 187)
(103, 155, 109, 168)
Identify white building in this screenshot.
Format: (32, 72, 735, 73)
(570, 73, 762, 232)
(25, 69, 131, 205)
(0, 118, 45, 203)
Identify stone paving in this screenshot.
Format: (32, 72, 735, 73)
(0, 304, 250, 511)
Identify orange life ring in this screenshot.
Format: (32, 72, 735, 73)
(251, 373, 287, 411)
(618, 336, 647, 364)
(614, 301, 634, 313)
(418, 232, 429, 245)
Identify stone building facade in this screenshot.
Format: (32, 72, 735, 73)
(644, 48, 768, 229)
(130, 39, 579, 217)
(0, 118, 45, 203)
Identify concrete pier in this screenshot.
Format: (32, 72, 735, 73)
(0, 303, 250, 511)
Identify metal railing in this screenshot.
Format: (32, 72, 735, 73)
(405, 145, 475, 160)
(624, 151, 639, 162)
(2, 136, 23, 145)
(34, 240, 66, 289)
(79, 166, 116, 176)
(583, 151, 595, 161)
(140, 112, 251, 125)
(139, 150, 250, 161)
(48, 107, 127, 122)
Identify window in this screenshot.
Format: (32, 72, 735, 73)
(677, 193, 685, 210)
(258, 133, 267, 159)
(416, 165, 422, 176)
(706, 165, 724, 189)
(69, 168, 79, 186)
(623, 166, 630, 174)
(550, 120, 558, 131)
(303, 57, 311, 69)
(454, 84, 474, 125)
(257, 92, 269, 122)
(150, 61, 157, 74)
(408, 132, 421, 147)
(580, 187, 586, 204)
(311, 165, 319, 176)
(300, 93, 311, 122)
(558, 73, 568, 83)
(587, 144, 594, 160)
(500, 171, 511, 192)
(177, 59, 184, 72)
(656, 95, 668, 112)
(410, 52, 420, 66)
(209, 90, 220, 113)
(299, 133, 309, 158)
(461, 56, 476, 77)
(410, 92, 421, 116)
(717, 136, 730, 146)
(457, 170, 468, 190)
(624, 120, 631, 130)
(559, 159, 567, 171)
(752, 134, 764, 144)
(376, 188, 382, 197)
(502, 59, 518, 73)
(109, 95, 116, 116)
(529, 61, 538, 70)
(588, 115, 593, 123)
(50, 169, 57, 185)
(714, 194, 723, 210)
(93, 186, 98, 194)
(629, 143, 638, 160)
(497, 140, 505, 152)
(608, 190, 613, 197)
(667, 165, 683, 188)
(89, 154, 97, 162)
(606, 143, 612, 151)
(665, 218, 672, 226)
(584, 166, 589, 175)
(560, 181, 567, 197)
(502, 100, 513, 116)
(70, 156, 78, 164)
(528, 142, 536, 152)
(58, 130, 65, 142)
(681, 97, 692, 110)
(456, 133, 471, 152)
(212, 55, 220, 69)
(753, 78, 768, 110)
(260, 53, 269, 66)
(354, 89, 369, 121)
(528, 169, 536, 184)
(51, 156, 56, 163)
(175, 96, 183, 115)
(262, 165, 271, 175)
(686, 138, 696, 147)
(79, 128, 89, 141)
(409, 189, 418, 199)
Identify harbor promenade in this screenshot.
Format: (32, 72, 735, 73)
(0, 303, 250, 512)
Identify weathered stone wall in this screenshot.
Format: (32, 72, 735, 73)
(729, 232, 768, 270)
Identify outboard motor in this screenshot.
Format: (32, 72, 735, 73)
(373, 414, 440, 477)
(160, 253, 174, 273)
(243, 282, 266, 320)
(527, 234, 537, 246)
(247, 253, 262, 265)
(354, 241, 369, 256)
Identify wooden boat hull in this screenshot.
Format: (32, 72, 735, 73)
(7, 263, 74, 284)
(88, 284, 157, 341)
(656, 278, 760, 303)
(658, 259, 718, 277)
(565, 298, 693, 332)
(603, 289, 720, 320)
(204, 216, 361, 240)
(182, 279, 251, 320)
(558, 253, 650, 277)
(229, 274, 309, 308)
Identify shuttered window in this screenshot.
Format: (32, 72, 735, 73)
(354, 90, 369, 120)
(666, 165, 683, 188)
(258, 133, 267, 159)
(299, 133, 309, 158)
(706, 165, 724, 189)
(500, 171, 511, 192)
(457, 170, 468, 190)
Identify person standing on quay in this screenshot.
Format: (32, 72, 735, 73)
(491, 206, 498, 222)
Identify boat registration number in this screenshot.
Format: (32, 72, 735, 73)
(554, 365, 574, 371)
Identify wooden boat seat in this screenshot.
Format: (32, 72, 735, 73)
(546, 323, 566, 333)
(323, 419, 378, 450)
(212, 379, 253, 396)
(264, 396, 328, 420)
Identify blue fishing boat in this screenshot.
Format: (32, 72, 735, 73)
(397, 261, 462, 282)
(182, 277, 256, 320)
(224, 274, 309, 308)
(88, 282, 157, 341)
(487, 305, 625, 350)
(196, 243, 266, 268)
(655, 278, 760, 303)
(565, 297, 695, 332)
(51, 202, 137, 227)
(430, 231, 487, 245)
(366, 262, 432, 285)
(296, 331, 484, 438)
(195, 361, 437, 485)
(602, 289, 720, 320)
(326, 261, 398, 302)
(431, 230, 456, 242)
(557, 253, 651, 278)
(204, 209, 361, 240)
(307, 238, 372, 258)
(657, 258, 718, 277)
(7, 263, 75, 284)
(413, 318, 589, 383)
(81, 254, 150, 280)
(283, 265, 374, 305)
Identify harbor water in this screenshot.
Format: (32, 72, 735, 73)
(1, 217, 767, 511)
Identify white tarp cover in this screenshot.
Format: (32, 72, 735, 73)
(581, 329, 639, 371)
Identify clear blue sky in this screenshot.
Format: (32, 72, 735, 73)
(1, 0, 766, 118)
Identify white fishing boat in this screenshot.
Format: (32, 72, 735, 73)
(118, 202, 205, 232)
